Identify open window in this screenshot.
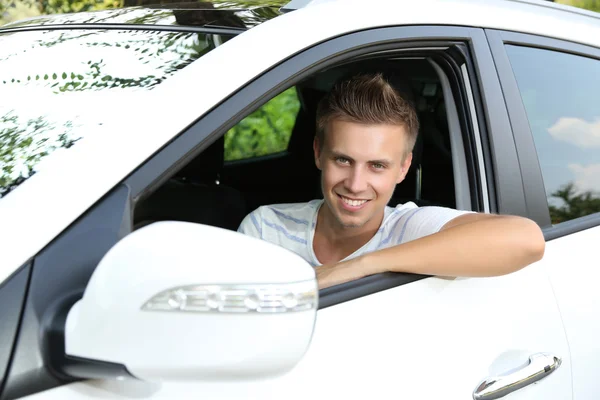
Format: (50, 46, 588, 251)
(126, 26, 495, 309)
(133, 50, 478, 233)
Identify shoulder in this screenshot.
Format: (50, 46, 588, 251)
(388, 202, 472, 221)
(241, 200, 319, 225)
(257, 200, 320, 227)
(238, 201, 318, 248)
(382, 202, 474, 243)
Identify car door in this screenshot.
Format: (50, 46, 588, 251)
(4, 25, 573, 400)
(487, 29, 600, 399)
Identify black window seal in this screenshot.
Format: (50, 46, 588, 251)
(122, 26, 497, 308)
(428, 51, 482, 212)
(544, 212, 600, 241)
(486, 29, 600, 235)
(0, 24, 244, 36)
(0, 262, 33, 399)
(468, 28, 527, 218)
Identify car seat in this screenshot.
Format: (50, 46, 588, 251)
(134, 136, 247, 231)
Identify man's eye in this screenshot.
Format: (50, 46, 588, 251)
(372, 163, 385, 170)
(335, 157, 350, 165)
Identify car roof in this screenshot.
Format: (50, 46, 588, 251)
(0, 0, 285, 31)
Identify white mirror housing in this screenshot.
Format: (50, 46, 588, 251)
(65, 221, 318, 381)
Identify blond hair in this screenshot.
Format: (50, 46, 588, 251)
(316, 73, 419, 158)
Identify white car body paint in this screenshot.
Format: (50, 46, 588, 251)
(22, 260, 571, 399)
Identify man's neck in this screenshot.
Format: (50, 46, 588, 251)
(313, 204, 384, 265)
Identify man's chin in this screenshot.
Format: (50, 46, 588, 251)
(335, 215, 367, 229)
(341, 223, 366, 229)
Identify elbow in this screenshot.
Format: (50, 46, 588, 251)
(520, 217, 546, 265)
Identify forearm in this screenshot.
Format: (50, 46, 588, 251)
(359, 215, 545, 278)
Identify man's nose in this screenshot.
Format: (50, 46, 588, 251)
(344, 167, 368, 194)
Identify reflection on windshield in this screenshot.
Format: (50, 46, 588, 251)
(506, 45, 600, 224)
(1, 2, 282, 29)
(0, 29, 234, 199)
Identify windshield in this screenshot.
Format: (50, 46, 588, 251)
(0, 28, 234, 199)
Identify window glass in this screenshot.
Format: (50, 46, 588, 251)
(224, 87, 300, 161)
(0, 29, 233, 199)
(506, 45, 600, 224)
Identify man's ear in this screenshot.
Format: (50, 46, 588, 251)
(313, 136, 322, 170)
(396, 152, 413, 183)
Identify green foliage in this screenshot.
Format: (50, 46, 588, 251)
(0, 0, 119, 17)
(549, 182, 600, 224)
(224, 87, 300, 161)
(558, 0, 600, 11)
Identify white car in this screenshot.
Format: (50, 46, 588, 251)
(1, 0, 599, 399)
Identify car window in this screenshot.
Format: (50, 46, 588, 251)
(505, 45, 600, 224)
(0, 28, 234, 200)
(224, 86, 300, 161)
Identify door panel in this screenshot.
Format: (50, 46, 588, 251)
(487, 29, 600, 398)
(542, 226, 600, 399)
(19, 266, 571, 399)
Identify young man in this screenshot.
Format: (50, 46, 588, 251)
(238, 73, 545, 289)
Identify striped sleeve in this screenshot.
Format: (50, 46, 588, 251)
(237, 207, 263, 239)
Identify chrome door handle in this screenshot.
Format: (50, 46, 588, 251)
(473, 353, 562, 400)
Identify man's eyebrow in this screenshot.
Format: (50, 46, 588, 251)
(330, 151, 394, 166)
(330, 151, 355, 162)
(369, 158, 394, 166)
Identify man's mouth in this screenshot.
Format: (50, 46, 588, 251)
(338, 194, 369, 207)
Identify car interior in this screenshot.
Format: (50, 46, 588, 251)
(133, 56, 461, 232)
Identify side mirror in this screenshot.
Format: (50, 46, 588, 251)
(64, 221, 318, 381)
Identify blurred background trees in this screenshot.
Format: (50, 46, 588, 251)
(558, 0, 600, 12)
(2, 0, 600, 26)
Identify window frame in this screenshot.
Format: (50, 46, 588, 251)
(486, 29, 600, 239)
(125, 25, 519, 307)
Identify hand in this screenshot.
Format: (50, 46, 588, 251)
(315, 257, 366, 290)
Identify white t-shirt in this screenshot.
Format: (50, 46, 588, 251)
(237, 200, 471, 267)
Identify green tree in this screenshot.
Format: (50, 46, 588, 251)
(0, 0, 122, 25)
(224, 87, 300, 161)
(557, 0, 600, 12)
(548, 182, 600, 224)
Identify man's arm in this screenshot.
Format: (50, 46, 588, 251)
(316, 213, 545, 289)
(237, 208, 263, 239)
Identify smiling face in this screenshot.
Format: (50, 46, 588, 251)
(314, 118, 412, 231)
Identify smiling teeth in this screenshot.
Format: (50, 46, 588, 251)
(342, 197, 367, 207)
